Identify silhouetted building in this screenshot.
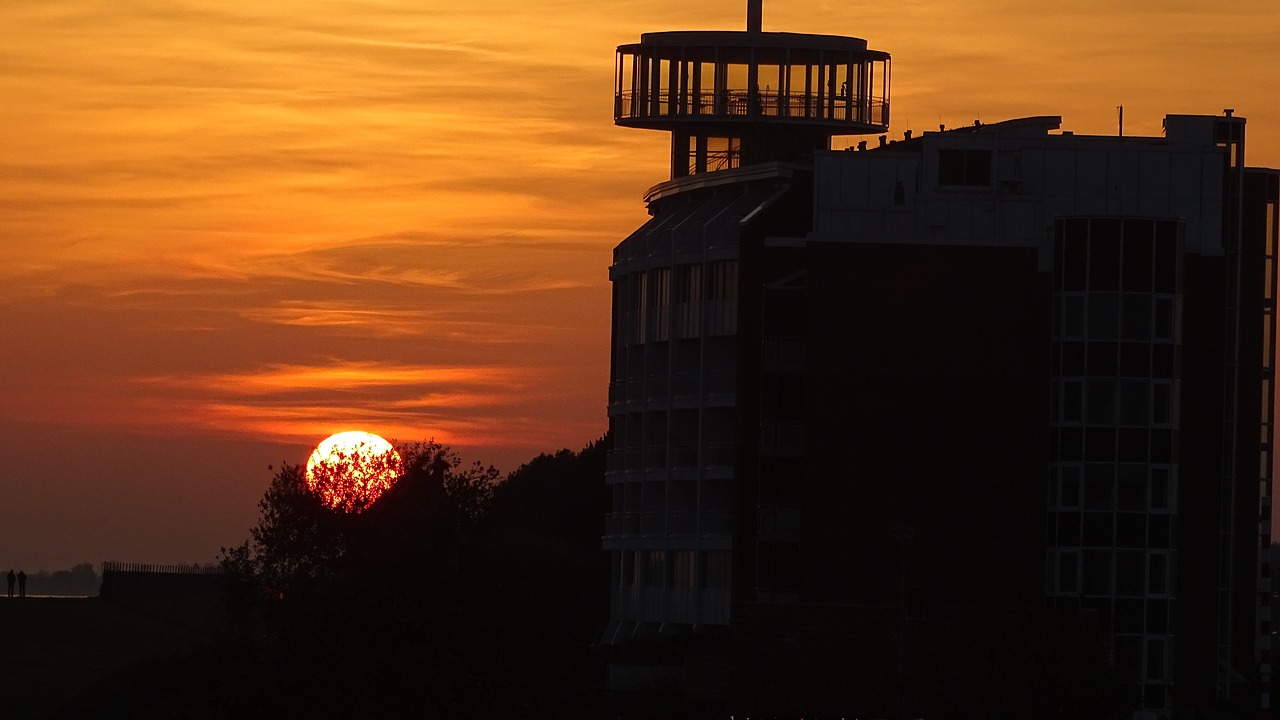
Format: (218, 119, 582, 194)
(603, 3, 1279, 718)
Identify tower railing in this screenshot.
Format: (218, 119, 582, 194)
(617, 89, 888, 128)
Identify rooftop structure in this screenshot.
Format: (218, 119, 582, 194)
(614, 0, 888, 177)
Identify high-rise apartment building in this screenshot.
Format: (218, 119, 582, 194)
(604, 3, 1279, 717)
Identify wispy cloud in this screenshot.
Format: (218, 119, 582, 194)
(0, 0, 1277, 473)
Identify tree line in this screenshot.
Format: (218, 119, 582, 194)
(201, 437, 612, 718)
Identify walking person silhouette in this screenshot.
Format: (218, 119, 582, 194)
(17, 571, 26, 598)
(6, 569, 13, 598)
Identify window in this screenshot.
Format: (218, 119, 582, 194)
(1086, 380, 1116, 425)
(1154, 221, 1180, 293)
(1062, 295, 1085, 338)
(1084, 464, 1114, 510)
(1116, 550, 1145, 596)
(645, 550, 666, 588)
(673, 264, 701, 338)
(714, 137, 742, 171)
(1148, 552, 1170, 595)
(1060, 222, 1088, 291)
(613, 281, 628, 350)
(1152, 382, 1173, 425)
(1154, 297, 1175, 341)
(1089, 220, 1122, 291)
(1087, 294, 1120, 340)
(1061, 380, 1083, 423)
(1059, 465, 1081, 508)
(1117, 464, 1146, 511)
(650, 267, 670, 341)
(1058, 550, 1079, 593)
(703, 550, 731, 589)
(629, 272, 648, 344)
(672, 550, 696, 589)
(1121, 222, 1154, 292)
(1082, 550, 1111, 594)
(623, 550, 637, 587)
(1149, 467, 1171, 511)
(706, 260, 738, 335)
(1146, 637, 1168, 681)
(1119, 381, 1149, 426)
(937, 149, 992, 187)
(624, 481, 641, 515)
(1046, 550, 1057, 593)
(1121, 294, 1151, 341)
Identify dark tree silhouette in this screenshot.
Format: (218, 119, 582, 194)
(221, 441, 498, 596)
(214, 438, 629, 718)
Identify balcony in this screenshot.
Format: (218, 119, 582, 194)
(615, 30, 890, 136)
(617, 89, 888, 129)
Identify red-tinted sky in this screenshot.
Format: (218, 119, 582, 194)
(2, 0, 1278, 570)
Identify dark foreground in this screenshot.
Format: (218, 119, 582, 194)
(0, 596, 214, 719)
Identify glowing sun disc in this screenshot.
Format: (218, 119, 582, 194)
(305, 431, 403, 513)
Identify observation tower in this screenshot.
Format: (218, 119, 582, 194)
(614, 0, 890, 178)
(603, 1, 891, 643)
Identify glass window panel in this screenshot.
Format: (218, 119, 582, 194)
(1116, 550, 1145, 596)
(1087, 294, 1120, 340)
(1120, 342, 1151, 377)
(1116, 512, 1146, 547)
(1082, 550, 1112, 594)
(1152, 344, 1175, 376)
(1117, 428, 1149, 463)
(1114, 636, 1143, 683)
(1064, 295, 1085, 338)
(623, 550, 637, 586)
(1057, 511, 1081, 544)
(1122, 294, 1151, 341)
(1061, 341, 1086, 375)
(1122, 220, 1154, 291)
(1062, 380, 1083, 422)
(1087, 342, 1119, 376)
(1154, 297, 1175, 340)
(1119, 381, 1149, 426)
(1059, 550, 1079, 592)
(702, 550, 731, 588)
(1084, 465, 1114, 510)
(1060, 465, 1081, 508)
(1146, 599, 1169, 634)
(1114, 598, 1144, 632)
(1152, 383, 1172, 425)
(1150, 467, 1170, 510)
(1086, 380, 1117, 425)
(1089, 220, 1122, 291)
(1149, 552, 1168, 595)
(1061, 221, 1088, 291)
(1146, 637, 1167, 681)
(1085, 426, 1116, 462)
(1083, 511, 1114, 545)
(1117, 465, 1146, 510)
(938, 149, 991, 186)
(1154, 221, 1179, 293)
(1059, 426, 1084, 462)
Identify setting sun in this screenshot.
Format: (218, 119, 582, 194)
(304, 431, 404, 513)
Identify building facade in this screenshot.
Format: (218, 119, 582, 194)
(604, 4, 1279, 718)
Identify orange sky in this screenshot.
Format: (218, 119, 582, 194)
(2, 0, 1278, 569)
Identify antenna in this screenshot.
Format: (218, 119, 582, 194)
(1118, 105, 1124, 137)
